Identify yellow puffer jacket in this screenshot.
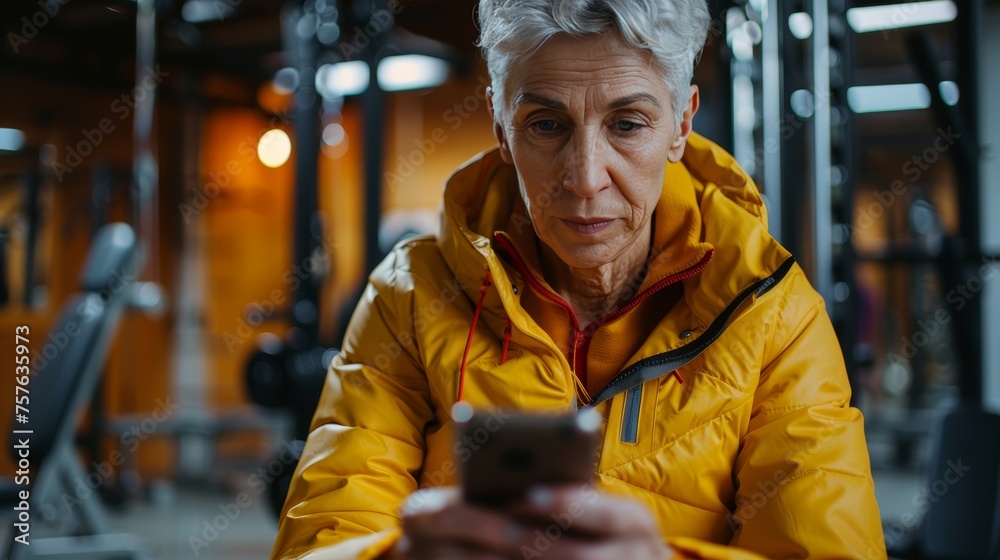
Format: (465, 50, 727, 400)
(272, 133, 887, 560)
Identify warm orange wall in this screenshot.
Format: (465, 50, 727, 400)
(198, 108, 296, 408)
(318, 105, 366, 341)
(383, 70, 498, 212)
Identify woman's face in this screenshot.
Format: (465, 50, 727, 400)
(491, 32, 697, 270)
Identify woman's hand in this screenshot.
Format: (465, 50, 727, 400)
(395, 487, 525, 559)
(394, 485, 674, 560)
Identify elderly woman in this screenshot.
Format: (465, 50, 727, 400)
(271, 0, 886, 558)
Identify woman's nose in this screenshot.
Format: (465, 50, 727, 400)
(560, 132, 612, 197)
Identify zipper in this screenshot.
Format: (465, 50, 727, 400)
(509, 319, 592, 405)
(580, 249, 715, 333)
(494, 234, 587, 400)
(620, 384, 643, 443)
(572, 329, 587, 388)
(482, 257, 584, 403)
(585, 255, 796, 408)
(493, 233, 714, 401)
(494, 234, 582, 328)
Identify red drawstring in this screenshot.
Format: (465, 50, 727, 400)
(456, 269, 680, 402)
(501, 318, 512, 364)
(458, 272, 492, 402)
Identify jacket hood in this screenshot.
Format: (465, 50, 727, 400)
(436, 132, 787, 332)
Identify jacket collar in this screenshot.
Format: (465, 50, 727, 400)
(436, 133, 790, 333)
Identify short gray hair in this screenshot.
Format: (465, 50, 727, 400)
(477, 0, 711, 125)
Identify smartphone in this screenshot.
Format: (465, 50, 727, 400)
(453, 405, 602, 507)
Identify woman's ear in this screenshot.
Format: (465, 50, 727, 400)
(486, 88, 514, 164)
(667, 85, 700, 163)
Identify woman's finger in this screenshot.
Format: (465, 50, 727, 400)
(403, 492, 528, 556)
(399, 486, 462, 516)
(507, 485, 659, 539)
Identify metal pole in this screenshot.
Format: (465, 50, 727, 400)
(714, 0, 735, 155)
(762, 0, 783, 242)
(837, 0, 861, 400)
(812, 0, 833, 312)
(291, 1, 322, 347)
(362, 1, 386, 275)
(954, 0, 983, 405)
(134, 0, 158, 281)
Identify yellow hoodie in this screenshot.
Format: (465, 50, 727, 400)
(272, 133, 887, 560)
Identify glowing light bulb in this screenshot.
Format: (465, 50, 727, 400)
(258, 129, 291, 168)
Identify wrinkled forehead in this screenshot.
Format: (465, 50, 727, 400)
(502, 32, 670, 115)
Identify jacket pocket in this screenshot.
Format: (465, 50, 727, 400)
(620, 384, 642, 444)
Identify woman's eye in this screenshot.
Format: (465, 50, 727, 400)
(532, 119, 559, 132)
(614, 120, 643, 132)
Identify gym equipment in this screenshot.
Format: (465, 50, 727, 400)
(245, 334, 333, 440)
(2, 223, 150, 560)
(885, 3, 1000, 558)
(245, 0, 458, 519)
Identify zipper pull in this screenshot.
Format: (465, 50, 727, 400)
(572, 329, 587, 388)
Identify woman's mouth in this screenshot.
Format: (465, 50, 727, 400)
(560, 218, 616, 235)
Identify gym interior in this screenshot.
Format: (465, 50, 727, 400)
(1, 0, 998, 558)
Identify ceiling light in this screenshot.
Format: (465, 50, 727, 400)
(0, 128, 25, 152)
(788, 12, 813, 39)
(315, 61, 370, 98)
(938, 81, 959, 106)
(846, 1, 956, 34)
(848, 83, 930, 113)
(272, 68, 299, 95)
(258, 129, 291, 168)
(181, 0, 221, 23)
(377, 55, 449, 92)
(322, 123, 346, 146)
